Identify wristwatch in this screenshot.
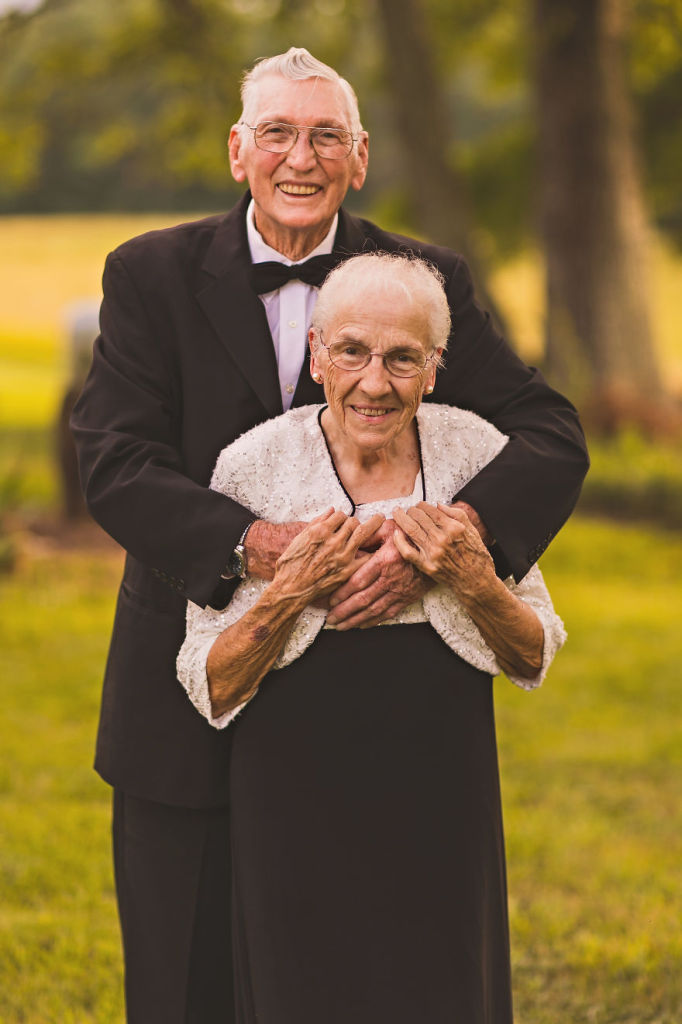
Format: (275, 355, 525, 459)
(220, 522, 255, 580)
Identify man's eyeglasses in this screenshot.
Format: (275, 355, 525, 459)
(318, 334, 437, 379)
(242, 121, 358, 160)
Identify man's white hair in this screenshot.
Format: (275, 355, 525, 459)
(240, 47, 363, 135)
(311, 252, 452, 356)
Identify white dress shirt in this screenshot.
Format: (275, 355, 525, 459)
(246, 200, 338, 411)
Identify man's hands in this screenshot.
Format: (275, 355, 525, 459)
(451, 500, 493, 547)
(245, 520, 307, 579)
(325, 519, 432, 630)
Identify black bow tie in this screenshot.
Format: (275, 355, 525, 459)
(249, 254, 340, 294)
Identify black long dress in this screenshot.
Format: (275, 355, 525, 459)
(228, 622, 514, 1024)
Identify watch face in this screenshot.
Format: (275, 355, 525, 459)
(229, 545, 247, 578)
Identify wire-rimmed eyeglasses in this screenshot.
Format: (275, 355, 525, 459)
(318, 332, 437, 379)
(242, 121, 358, 160)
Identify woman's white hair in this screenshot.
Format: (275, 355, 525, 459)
(240, 47, 362, 135)
(311, 252, 451, 356)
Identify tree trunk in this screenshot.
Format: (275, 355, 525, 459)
(534, 0, 667, 429)
(375, 0, 513, 344)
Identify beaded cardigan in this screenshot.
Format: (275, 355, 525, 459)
(177, 404, 567, 728)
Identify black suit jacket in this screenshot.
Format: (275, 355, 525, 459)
(71, 192, 588, 808)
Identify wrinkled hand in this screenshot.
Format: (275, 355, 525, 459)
(393, 502, 496, 601)
(451, 500, 493, 546)
(272, 509, 384, 608)
(245, 519, 308, 580)
(326, 519, 432, 630)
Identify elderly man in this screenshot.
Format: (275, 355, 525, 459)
(72, 47, 588, 1024)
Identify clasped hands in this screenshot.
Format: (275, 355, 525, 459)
(248, 501, 493, 630)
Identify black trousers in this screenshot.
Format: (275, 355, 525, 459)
(112, 790, 234, 1024)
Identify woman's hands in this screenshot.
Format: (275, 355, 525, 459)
(394, 502, 544, 680)
(206, 509, 383, 717)
(272, 509, 385, 611)
(393, 502, 496, 600)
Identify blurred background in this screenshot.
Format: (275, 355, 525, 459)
(0, 1, 681, 1021)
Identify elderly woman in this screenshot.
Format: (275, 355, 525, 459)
(177, 253, 566, 1024)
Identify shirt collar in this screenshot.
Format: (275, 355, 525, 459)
(246, 200, 338, 266)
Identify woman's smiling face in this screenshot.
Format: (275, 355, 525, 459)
(310, 289, 439, 454)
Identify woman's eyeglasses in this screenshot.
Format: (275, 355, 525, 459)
(318, 334, 436, 378)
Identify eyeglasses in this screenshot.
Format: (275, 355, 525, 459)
(318, 333, 436, 378)
(242, 121, 358, 160)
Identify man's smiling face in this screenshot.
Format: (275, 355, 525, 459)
(228, 75, 368, 260)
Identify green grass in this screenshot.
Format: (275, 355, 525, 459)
(1, 518, 681, 1022)
(497, 518, 682, 1023)
(0, 327, 64, 524)
(0, 549, 125, 1024)
(579, 431, 682, 528)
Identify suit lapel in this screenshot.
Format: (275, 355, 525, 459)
(197, 200, 373, 417)
(196, 194, 283, 418)
(333, 206, 370, 256)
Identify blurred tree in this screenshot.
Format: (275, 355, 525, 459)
(0, 0, 679, 252)
(534, 0, 671, 428)
(422, 0, 536, 262)
(631, 0, 682, 248)
(374, 0, 512, 339)
(0, 0, 247, 210)
(1, 0, 679, 423)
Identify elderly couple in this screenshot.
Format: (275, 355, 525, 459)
(72, 47, 586, 1024)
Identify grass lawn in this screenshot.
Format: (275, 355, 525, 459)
(1, 516, 681, 1022)
(0, 543, 125, 1024)
(499, 518, 682, 1023)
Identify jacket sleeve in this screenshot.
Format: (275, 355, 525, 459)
(70, 249, 255, 607)
(434, 255, 589, 581)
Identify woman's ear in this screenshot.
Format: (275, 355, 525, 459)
(309, 329, 323, 383)
(424, 348, 442, 395)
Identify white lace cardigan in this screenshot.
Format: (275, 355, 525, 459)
(177, 404, 567, 728)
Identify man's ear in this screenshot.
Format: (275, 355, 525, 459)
(228, 125, 247, 184)
(350, 132, 369, 192)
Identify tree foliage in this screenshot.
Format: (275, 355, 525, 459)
(1, 0, 679, 249)
(0, 0, 244, 209)
(631, 0, 682, 243)
(0, 0, 383, 211)
(534, 0, 669, 423)
(1, 0, 679, 421)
